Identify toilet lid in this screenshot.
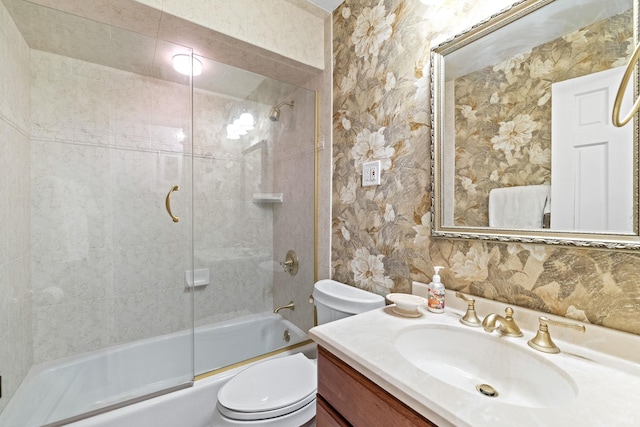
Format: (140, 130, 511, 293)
(218, 353, 317, 420)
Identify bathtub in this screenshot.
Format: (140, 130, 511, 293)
(0, 313, 312, 427)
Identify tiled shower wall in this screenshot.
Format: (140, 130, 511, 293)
(0, 0, 327, 412)
(29, 50, 194, 363)
(191, 91, 276, 327)
(0, 0, 32, 412)
(272, 88, 317, 332)
(29, 49, 277, 363)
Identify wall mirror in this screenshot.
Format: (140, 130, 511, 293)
(431, 0, 640, 250)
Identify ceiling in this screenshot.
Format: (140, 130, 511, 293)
(2, 0, 311, 101)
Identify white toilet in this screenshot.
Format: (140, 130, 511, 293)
(212, 279, 385, 426)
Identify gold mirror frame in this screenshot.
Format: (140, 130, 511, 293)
(431, 0, 640, 250)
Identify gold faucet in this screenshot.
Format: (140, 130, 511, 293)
(274, 300, 295, 314)
(455, 292, 482, 327)
(481, 307, 523, 337)
(528, 316, 585, 354)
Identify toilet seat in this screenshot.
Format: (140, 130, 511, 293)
(217, 353, 317, 421)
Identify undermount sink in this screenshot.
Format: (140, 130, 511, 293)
(395, 325, 578, 408)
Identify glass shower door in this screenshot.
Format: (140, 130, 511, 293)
(191, 56, 317, 376)
(0, 1, 196, 424)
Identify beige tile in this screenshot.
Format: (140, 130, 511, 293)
(28, 0, 110, 24)
(108, 0, 162, 39)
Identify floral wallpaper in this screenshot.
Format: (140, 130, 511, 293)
(453, 11, 632, 226)
(331, 0, 640, 335)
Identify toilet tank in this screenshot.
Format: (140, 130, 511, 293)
(312, 279, 385, 325)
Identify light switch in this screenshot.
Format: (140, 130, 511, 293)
(362, 160, 381, 186)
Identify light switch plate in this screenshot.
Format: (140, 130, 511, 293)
(362, 160, 381, 186)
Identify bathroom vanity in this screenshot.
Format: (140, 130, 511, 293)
(316, 346, 435, 426)
(309, 290, 640, 427)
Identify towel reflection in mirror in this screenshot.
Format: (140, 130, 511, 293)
(488, 184, 550, 229)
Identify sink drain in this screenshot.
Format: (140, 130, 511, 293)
(476, 384, 499, 398)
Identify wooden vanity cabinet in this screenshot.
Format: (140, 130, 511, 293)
(316, 346, 437, 427)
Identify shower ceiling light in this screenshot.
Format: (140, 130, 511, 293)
(173, 54, 202, 76)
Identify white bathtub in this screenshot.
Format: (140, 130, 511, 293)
(0, 313, 311, 427)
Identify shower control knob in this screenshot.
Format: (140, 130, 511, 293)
(279, 250, 299, 276)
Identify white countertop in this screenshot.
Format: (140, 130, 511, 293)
(308, 291, 640, 427)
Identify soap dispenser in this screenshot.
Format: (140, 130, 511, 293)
(427, 266, 445, 313)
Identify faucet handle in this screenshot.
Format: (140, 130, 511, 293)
(501, 307, 523, 337)
(279, 250, 299, 276)
(455, 292, 481, 327)
(528, 316, 586, 354)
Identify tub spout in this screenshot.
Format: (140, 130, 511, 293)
(274, 300, 295, 314)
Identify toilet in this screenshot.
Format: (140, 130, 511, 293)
(212, 279, 385, 426)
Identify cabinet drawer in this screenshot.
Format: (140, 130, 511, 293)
(316, 394, 350, 427)
(317, 346, 436, 427)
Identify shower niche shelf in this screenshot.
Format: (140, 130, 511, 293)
(252, 193, 283, 204)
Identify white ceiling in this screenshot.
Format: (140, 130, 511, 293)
(1, 0, 302, 101)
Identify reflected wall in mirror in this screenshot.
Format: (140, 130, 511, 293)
(432, 0, 640, 249)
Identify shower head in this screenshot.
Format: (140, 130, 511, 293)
(269, 100, 295, 122)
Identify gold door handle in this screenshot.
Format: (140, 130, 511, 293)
(613, 41, 640, 127)
(165, 185, 180, 223)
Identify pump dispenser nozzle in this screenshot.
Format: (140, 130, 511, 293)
(433, 266, 443, 282)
